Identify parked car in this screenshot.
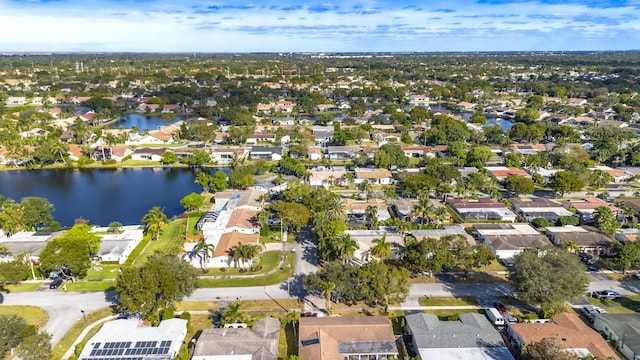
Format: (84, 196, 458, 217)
(50, 278, 63, 289)
(503, 313, 518, 324)
(592, 290, 621, 300)
(493, 301, 507, 314)
(635, 273, 640, 280)
(267, 218, 281, 225)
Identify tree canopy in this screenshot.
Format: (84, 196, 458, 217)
(39, 224, 100, 278)
(116, 253, 199, 323)
(508, 247, 589, 317)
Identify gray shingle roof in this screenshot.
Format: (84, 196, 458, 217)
(406, 313, 506, 349)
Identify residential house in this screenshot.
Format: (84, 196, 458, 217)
(207, 232, 260, 268)
(508, 196, 574, 222)
(327, 146, 360, 161)
(473, 223, 551, 259)
(274, 99, 294, 113)
(342, 198, 391, 223)
(246, 133, 276, 145)
(214, 189, 266, 211)
(390, 198, 414, 220)
(192, 317, 280, 360)
(130, 148, 166, 162)
(568, 98, 588, 106)
(92, 226, 144, 264)
(590, 166, 631, 183)
(457, 101, 478, 111)
(0, 231, 58, 262)
(77, 318, 187, 360)
(353, 167, 393, 185)
(312, 126, 334, 146)
(505, 313, 618, 360)
(92, 146, 132, 162)
(298, 317, 398, 360)
(307, 146, 324, 161)
(545, 225, 616, 257)
(225, 208, 260, 234)
(344, 229, 405, 262)
(249, 146, 283, 161)
(408, 225, 475, 246)
(563, 197, 621, 222)
(400, 145, 434, 159)
(405, 312, 514, 360)
(408, 94, 430, 107)
(447, 198, 517, 222)
(5, 96, 26, 105)
(209, 147, 248, 165)
(593, 314, 640, 360)
(67, 144, 84, 161)
(485, 166, 531, 181)
(512, 143, 548, 156)
(127, 129, 175, 145)
(308, 166, 348, 188)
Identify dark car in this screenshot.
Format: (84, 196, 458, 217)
(493, 301, 507, 314)
(50, 278, 63, 289)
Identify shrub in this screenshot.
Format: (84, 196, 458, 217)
(531, 217, 549, 228)
(556, 216, 579, 226)
(102, 159, 117, 165)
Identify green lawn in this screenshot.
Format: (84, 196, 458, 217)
(423, 309, 481, 320)
(476, 260, 507, 273)
(4, 282, 43, 292)
(0, 306, 49, 328)
(135, 219, 186, 264)
(198, 252, 295, 287)
(586, 295, 640, 313)
(186, 212, 204, 236)
(64, 281, 117, 292)
(83, 264, 121, 281)
(418, 296, 478, 307)
(200, 251, 281, 276)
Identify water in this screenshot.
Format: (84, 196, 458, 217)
(109, 114, 185, 132)
(484, 118, 514, 132)
(0, 168, 219, 227)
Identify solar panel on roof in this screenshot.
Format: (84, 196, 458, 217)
(160, 347, 169, 354)
(94, 342, 101, 349)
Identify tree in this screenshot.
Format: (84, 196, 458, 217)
(141, 206, 169, 240)
(116, 253, 199, 323)
(38, 224, 100, 278)
(613, 241, 640, 274)
(504, 175, 535, 196)
(549, 171, 584, 197)
(522, 338, 578, 360)
(589, 169, 614, 189)
(162, 151, 178, 165)
(194, 172, 213, 192)
(180, 193, 204, 212)
(210, 171, 228, 192)
(0, 315, 30, 358)
(374, 144, 409, 168)
(592, 206, 619, 237)
(325, 197, 346, 222)
(108, 221, 123, 234)
(370, 234, 392, 260)
(334, 234, 359, 264)
(20, 196, 55, 231)
(277, 203, 310, 232)
(0, 199, 25, 235)
(17, 332, 52, 360)
(192, 237, 215, 272)
(321, 281, 336, 312)
(222, 302, 253, 325)
(358, 179, 373, 199)
(0, 258, 30, 284)
(508, 247, 589, 317)
(466, 146, 493, 167)
(365, 205, 379, 230)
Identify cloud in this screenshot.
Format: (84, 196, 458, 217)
(307, 4, 339, 13)
(433, 8, 456, 13)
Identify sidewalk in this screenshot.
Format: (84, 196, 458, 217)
(61, 315, 117, 360)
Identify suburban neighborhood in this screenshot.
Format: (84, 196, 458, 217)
(1, 52, 640, 360)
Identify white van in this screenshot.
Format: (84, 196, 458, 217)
(485, 307, 505, 326)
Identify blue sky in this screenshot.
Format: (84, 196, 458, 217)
(0, 0, 638, 52)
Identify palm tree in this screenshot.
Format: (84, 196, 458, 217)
(365, 205, 378, 230)
(325, 197, 346, 222)
(49, 140, 69, 165)
(358, 179, 372, 199)
(563, 240, 579, 253)
(413, 199, 435, 229)
(285, 310, 300, 339)
(320, 281, 336, 312)
(141, 206, 169, 240)
(344, 172, 355, 189)
(222, 302, 247, 324)
(335, 234, 359, 264)
(230, 152, 246, 168)
(192, 237, 215, 272)
(232, 243, 262, 270)
(370, 234, 392, 261)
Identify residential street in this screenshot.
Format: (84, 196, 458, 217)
(3, 274, 639, 346)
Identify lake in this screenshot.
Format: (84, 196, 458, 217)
(109, 113, 184, 132)
(0, 168, 218, 227)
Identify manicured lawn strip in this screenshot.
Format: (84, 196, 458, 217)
(65, 281, 116, 292)
(123, 232, 152, 266)
(0, 306, 49, 328)
(198, 252, 295, 287)
(476, 260, 507, 273)
(175, 301, 221, 312)
(50, 307, 114, 360)
(4, 282, 43, 292)
(418, 296, 478, 307)
(199, 251, 281, 276)
(137, 220, 186, 264)
(186, 212, 203, 236)
(452, 273, 508, 283)
(83, 264, 121, 281)
(586, 295, 640, 313)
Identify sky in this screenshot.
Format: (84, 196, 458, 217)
(0, 0, 639, 52)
